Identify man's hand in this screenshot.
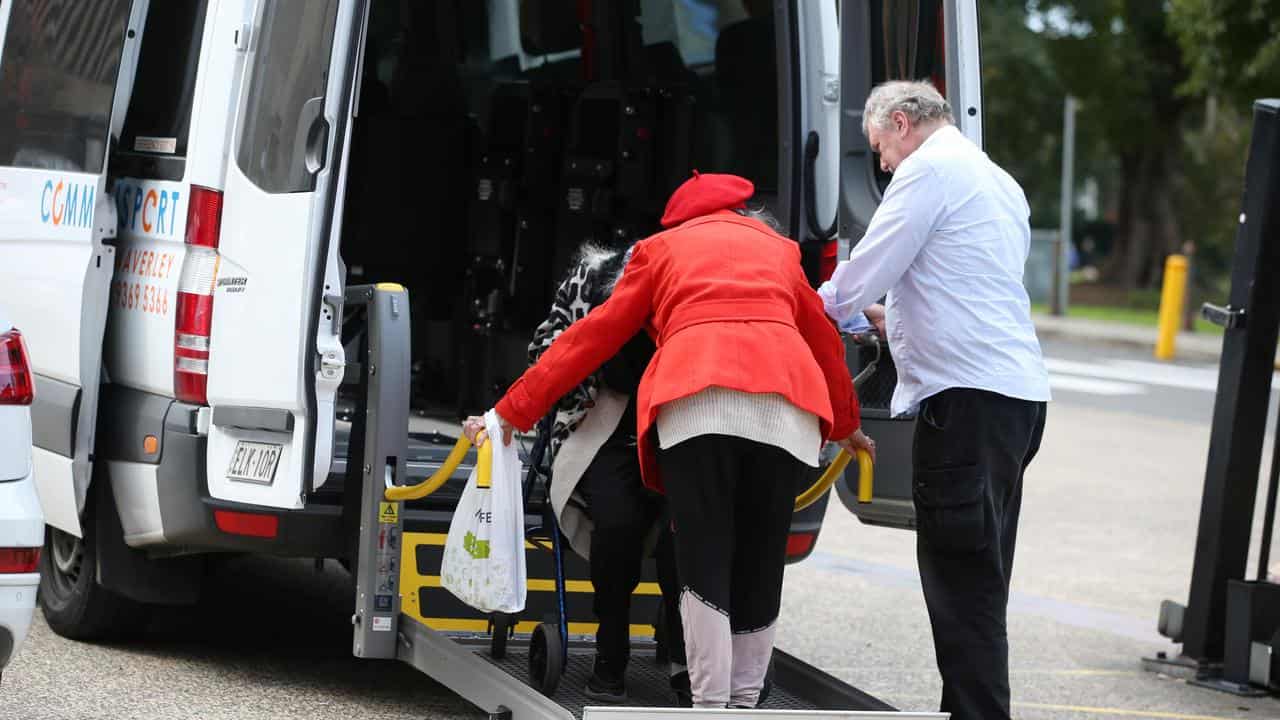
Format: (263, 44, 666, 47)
(837, 428, 876, 463)
(863, 304, 886, 337)
(461, 412, 515, 446)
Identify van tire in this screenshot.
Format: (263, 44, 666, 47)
(38, 493, 147, 641)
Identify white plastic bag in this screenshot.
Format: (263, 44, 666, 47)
(440, 409, 527, 613)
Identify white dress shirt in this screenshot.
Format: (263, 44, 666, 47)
(818, 124, 1051, 417)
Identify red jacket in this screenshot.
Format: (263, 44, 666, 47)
(496, 211, 859, 493)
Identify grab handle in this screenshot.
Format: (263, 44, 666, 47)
(384, 434, 479, 501)
(794, 448, 873, 512)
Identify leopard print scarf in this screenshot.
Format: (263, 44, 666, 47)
(526, 243, 633, 461)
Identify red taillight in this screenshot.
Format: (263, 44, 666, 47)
(174, 186, 223, 404)
(185, 185, 224, 248)
(0, 329, 34, 406)
(786, 532, 816, 560)
(214, 510, 279, 539)
(819, 240, 839, 283)
(0, 548, 40, 573)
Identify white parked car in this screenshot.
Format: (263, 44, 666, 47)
(0, 310, 41, 684)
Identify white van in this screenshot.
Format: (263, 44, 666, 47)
(0, 0, 980, 639)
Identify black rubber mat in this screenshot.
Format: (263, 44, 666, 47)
(481, 644, 819, 718)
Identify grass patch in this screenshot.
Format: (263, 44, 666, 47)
(1032, 302, 1223, 334)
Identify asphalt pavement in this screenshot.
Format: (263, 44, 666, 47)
(793, 334, 1280, 719)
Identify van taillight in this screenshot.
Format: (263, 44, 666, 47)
(0, 548, 40, 573)
(786, 532, 816, 561)
(174, 186, 223, 404)
(186, 185, 224, 248)
(0, 329, 34, 406)
(819, 240, 839, 283)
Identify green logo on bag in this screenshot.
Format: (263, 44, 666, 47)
(464, 531, 490, 559)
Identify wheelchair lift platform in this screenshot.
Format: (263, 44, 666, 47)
(344, 284, 944, 719)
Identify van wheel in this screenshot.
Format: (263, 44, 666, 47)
(39, 504, 146, 641)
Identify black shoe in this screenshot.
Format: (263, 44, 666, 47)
(669, 670, 692, 707)
(585, 657, 628, 704)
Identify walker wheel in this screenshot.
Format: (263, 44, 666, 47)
(489, 613, 514, 659)
(529, 622, 565, 696)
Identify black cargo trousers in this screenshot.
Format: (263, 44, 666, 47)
(912, 388, 1046, 720)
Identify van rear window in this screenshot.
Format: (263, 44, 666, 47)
(114, 0, 209, 180)
(236, 0, 340, 194)
(0, 0, 132, 173)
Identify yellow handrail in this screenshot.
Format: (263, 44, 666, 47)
(384, 434, 489, 501)
(794, 448, 874, 512)
(386, 431, 870, 510)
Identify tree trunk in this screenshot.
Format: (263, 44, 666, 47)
(1102, 148, 1183, 290)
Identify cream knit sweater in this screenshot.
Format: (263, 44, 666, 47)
(656, 386, 821, 467)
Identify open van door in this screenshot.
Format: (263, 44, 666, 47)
(833, 0, 982, 529)
(204, 0, 365, 510)
(0, 0, 141, 535)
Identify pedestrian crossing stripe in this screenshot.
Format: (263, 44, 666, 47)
(378, 501, 399, 524)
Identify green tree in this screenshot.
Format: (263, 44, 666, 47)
(1169, 0, 1279, 301)
(1169, 0, 1280, 106)
(981, 0, 1076, 229)
(1029, 0, 1194, 289)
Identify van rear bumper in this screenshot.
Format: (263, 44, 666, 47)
(94, 388, 348, 558)
(154, 418, 348, 558)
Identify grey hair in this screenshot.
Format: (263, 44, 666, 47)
(862, 80, 953, 136)
(736, 205, 782, 232)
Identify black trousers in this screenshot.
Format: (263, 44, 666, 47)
(659, 435, 804, 706)
(578, 430, 684, 669)
(912, 388, 1046, 720)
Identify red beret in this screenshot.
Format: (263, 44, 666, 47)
(660, 171, 755, 228)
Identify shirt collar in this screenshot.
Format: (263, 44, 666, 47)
(918, 123, 961, 152)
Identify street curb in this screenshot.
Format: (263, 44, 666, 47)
(1032, 317, 1224, 364)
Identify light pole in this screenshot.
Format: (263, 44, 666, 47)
(1054, 95, 1077, 317)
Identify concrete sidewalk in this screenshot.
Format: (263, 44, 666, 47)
(1032, 312, 1224, 362)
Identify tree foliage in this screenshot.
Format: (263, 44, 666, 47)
(979, 0, 1068, 229)
(1028, 1, 1193, 288)
(1169, 0, 1280, 107)
(980, 0, 1273, 292)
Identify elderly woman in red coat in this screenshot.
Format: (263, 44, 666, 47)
(464, 172, 873, 709)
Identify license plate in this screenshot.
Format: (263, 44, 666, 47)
(227, 441, 282, 485)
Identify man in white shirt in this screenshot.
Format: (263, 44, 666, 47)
(819, 80, 1050, 720)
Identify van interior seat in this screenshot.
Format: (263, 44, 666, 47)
(714, 12, 778, 195)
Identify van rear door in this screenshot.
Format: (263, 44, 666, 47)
(0, 0, 141, 535)
(834, 0, 982, 529)
(204, 0, 363, 509)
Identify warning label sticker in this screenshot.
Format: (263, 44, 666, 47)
(372, 616, 393, 632)
(378, 501, 399, 524)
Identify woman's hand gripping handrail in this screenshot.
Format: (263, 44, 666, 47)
(794, 330, 882, 512)
(384, 433, 493, 501)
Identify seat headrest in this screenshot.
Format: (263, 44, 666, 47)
(520, 0, 582, 56)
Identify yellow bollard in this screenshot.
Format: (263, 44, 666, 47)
(1155, 254, 1189, 361)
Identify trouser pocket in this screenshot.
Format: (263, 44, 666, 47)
(913, 464, 989, 553)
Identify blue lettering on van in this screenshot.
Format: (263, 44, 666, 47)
(112, 181, 182, 237)
(39, 179, 95, 228)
